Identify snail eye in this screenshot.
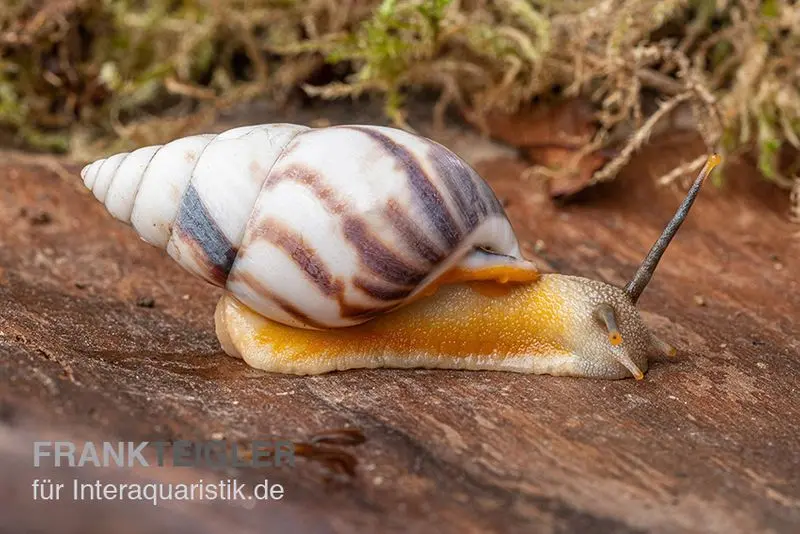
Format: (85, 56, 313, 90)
(594, 303, 624, 346)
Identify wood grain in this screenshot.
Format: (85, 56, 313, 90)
(0, 111, 798, 533)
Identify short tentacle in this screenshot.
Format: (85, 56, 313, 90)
(650, 333, 677, 357)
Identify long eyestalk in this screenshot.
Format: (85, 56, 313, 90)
(624, 154, 721, 304)
(596, 303, 623, 346)
(595, 303, 643, 380)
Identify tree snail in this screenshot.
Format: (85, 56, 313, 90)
(80, 123, 720, 379)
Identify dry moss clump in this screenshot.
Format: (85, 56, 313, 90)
(1, 0, 798, 211)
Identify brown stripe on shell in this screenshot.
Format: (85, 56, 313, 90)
(353, 276, 415, 302)
(425, 141, 503, 228)
(172, 183, 239, 287)
(231, 259, 394, 325)
(249, 217, 343, 298)
(342, 215, 429, 287)
(270, 293, 330, 330)
(384, 199, 445, 265)
(172, 228, 231, 287)
(234, 162, 422, 324)
(260, 162, 429, 288)
(230, 271, 331, 330)
(263, 163, 347, 214)
(338, 298, 397, 320)
(348, 126, 463, 249)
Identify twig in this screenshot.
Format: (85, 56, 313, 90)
(590, 92, 693, 185)
(164, 77, 216, 100)
(636, 68, 684, 95)
(656, 154, 707, 186)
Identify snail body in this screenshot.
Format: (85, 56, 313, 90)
(215, 275, 657, 378)
(81, 122, 719, 380)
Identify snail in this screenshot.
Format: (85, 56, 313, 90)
(80, 123, 720, 379)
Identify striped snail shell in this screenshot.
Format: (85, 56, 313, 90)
(81, 124, 537, 329)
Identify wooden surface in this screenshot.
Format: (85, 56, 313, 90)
(1, 105, 799, 533)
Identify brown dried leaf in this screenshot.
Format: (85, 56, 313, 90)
(526, 147, 609, 198)
(466, 99, 612, 197)
(467, 99, 594, 147)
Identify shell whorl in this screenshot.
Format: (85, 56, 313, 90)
(82, 124, 533, 329)
(81, 124, 310, 285)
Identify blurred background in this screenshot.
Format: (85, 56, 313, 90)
(1, 0, 798, 215)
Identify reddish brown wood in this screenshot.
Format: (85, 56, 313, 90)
(0, 115, 798, 533)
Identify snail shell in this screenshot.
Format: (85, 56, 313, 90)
(81, 124, 537, 329)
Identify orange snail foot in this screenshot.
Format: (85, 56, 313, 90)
(215, 264, 552, 374)
(212, 274, 589, 376)
(212, 263, 543, 365)
(214, 271, 652, 380)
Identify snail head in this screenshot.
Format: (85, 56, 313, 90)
(552, 153, 720, 379)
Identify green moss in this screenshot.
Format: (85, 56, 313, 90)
(760, 0, 780, 18)
(0, 0, 797, 204)
(321, 0, 452, 120)
(757, 116, 781, 182)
